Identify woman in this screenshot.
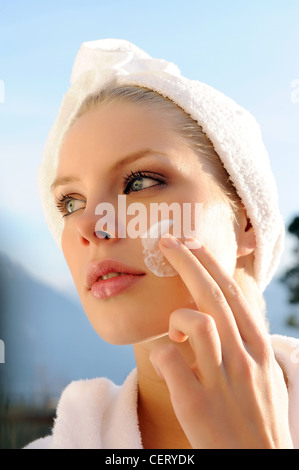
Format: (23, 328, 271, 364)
(25, 39, 299, 449)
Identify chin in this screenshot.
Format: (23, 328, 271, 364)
(90, 322, 169, 346)
(84, 307, 169, 346)
(78, 287, 170, 343)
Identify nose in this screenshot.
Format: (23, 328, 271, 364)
(75, 207, 121, 246)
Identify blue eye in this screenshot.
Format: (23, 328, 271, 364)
(56, 194, 86, 217)
(123, 171, 166, 194)
(65, 198, 84, 214)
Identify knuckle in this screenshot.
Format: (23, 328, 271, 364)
(227, 281, 243, 301)
(156, 344, 178, 367)
(231, 350, 254, 380)
(191, 313, 216, 337)
(210, 284, 226, 306)
(255, 337, 273, 366)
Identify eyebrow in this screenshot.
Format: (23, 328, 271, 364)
(51, 175, 80, 191)
(51, 149, 169, 192)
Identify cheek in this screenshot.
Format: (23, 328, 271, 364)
(201, 203, 238, 275)
(61, 227, 78, 275)
(61, 230, 69, 260)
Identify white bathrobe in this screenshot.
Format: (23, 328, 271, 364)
(24, 334, 299, 449)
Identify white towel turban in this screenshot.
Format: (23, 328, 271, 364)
(38, 38, 285, 292)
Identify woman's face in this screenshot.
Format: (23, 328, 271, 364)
(54, 101, 240, 345)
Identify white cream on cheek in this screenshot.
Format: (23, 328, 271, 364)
(140, 203, 237, 278)
(140, 218, 202, 277)
(141, 219, 178, 277)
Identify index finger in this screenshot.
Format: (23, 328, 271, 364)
(159, 234, 261, 350)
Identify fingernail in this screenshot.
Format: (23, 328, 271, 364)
(160, 233, 180, 249)
(183, 237, 202, 249)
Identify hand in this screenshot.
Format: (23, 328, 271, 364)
(149, 234, 293, 449)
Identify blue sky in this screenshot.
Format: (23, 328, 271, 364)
(0, 0, 298, 292)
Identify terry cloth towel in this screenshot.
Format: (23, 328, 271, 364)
(38, 39, 284, 293)
(24, 334, 299, 449)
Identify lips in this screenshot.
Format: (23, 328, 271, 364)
(86, 259, 145, 290)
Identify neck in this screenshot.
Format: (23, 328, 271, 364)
(134, 338, 193, 449)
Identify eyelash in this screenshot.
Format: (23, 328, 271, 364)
(55, 170, 166, 216)
(55, 193, 83, 218)
(123, 170, 166, 194)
